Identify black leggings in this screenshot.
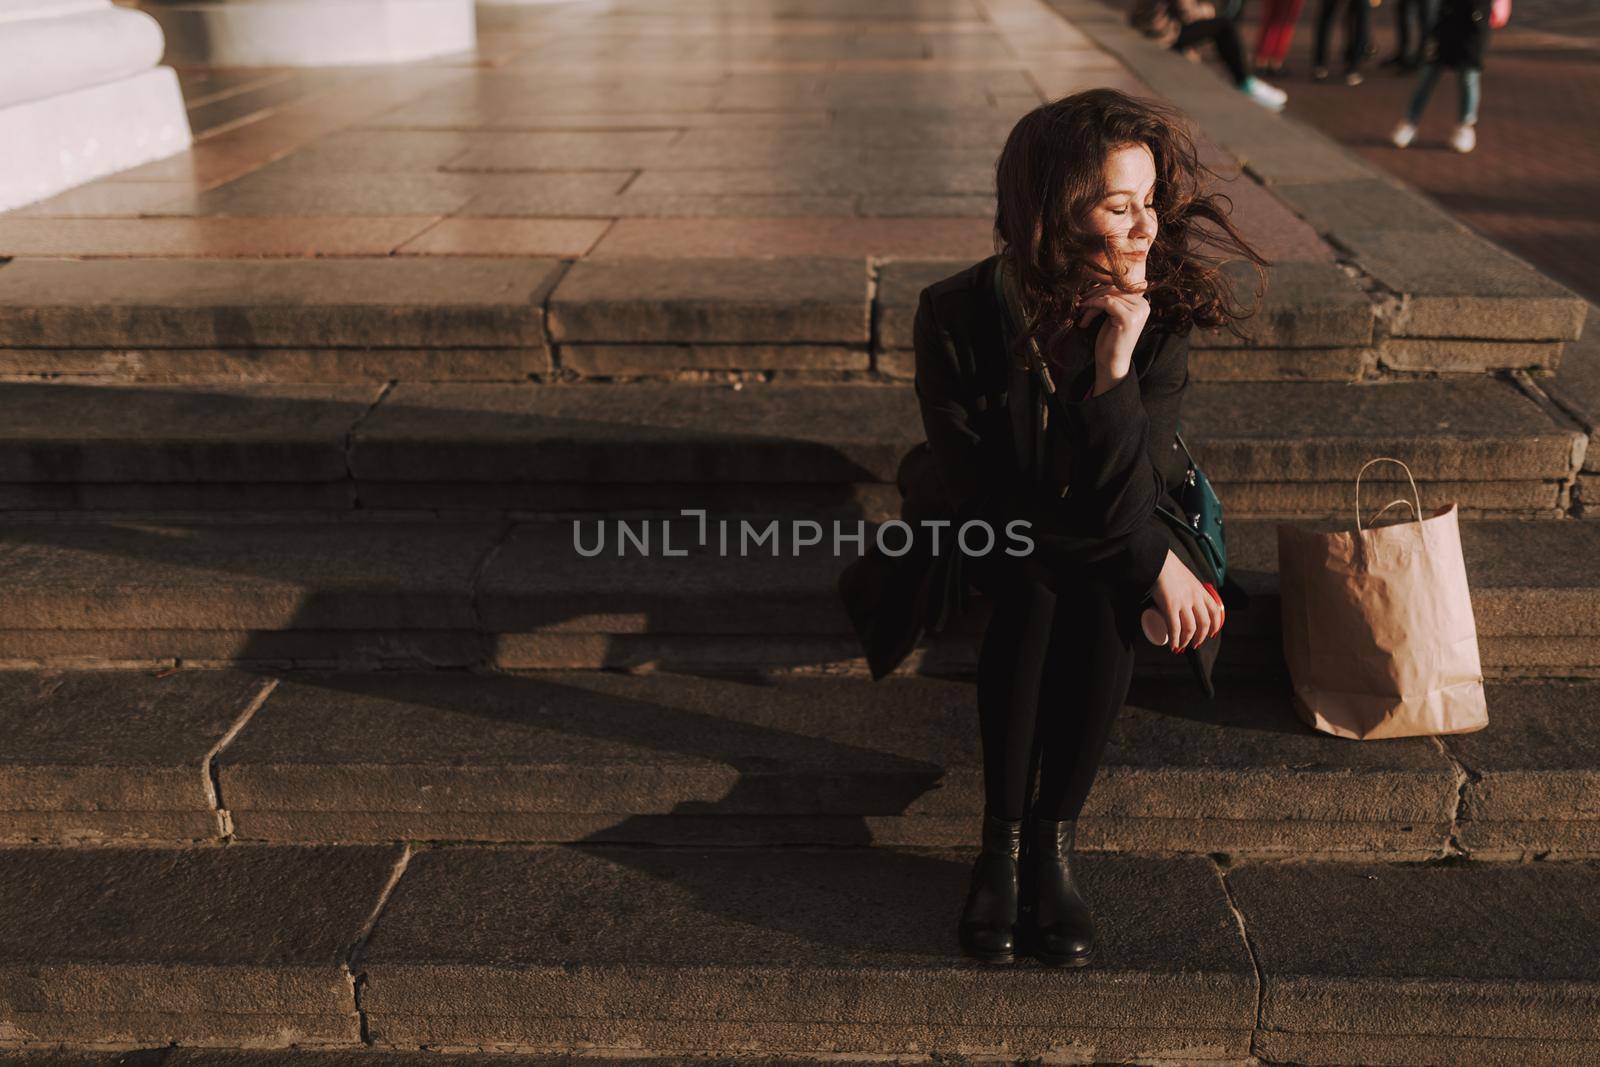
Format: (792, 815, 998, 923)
(969, 552, 1139, 823)
(1172, 17, 1251, 87)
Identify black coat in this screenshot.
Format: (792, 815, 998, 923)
(838, 253, 1223, 695)
(1428, 0, 1490, 69)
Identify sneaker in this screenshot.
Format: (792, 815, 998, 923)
(1242, 76, 1289, 111)
(1450, 123, 1477, 152)
(1391, 120, 1417, 148)
(1312, 66, 1330, 81)
(1344, 69, 1365, 86)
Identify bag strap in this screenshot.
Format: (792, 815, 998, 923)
(991, 256, 1074, 426)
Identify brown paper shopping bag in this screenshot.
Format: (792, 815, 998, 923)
(1278, 457, 1488, 740)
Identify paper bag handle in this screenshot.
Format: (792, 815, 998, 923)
(1369, 498, 1417, 524)
(1356, 457, 1420, 531)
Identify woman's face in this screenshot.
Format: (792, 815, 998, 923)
(1087, 141, 1158, 289)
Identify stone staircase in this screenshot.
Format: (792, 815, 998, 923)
(4, 1, 1600, 1065)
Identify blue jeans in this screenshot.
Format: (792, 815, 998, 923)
(1407, 63, 1481, 125)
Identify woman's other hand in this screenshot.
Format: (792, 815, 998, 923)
(1077, 281, 1151, 392)
(1151, 548, 1225, 653)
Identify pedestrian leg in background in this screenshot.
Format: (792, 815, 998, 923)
(1177, 16, 1289, 108)
(1392, 60, 1442, 145)
(1451, 65, 1481, 151)
(1253, 0, 1306, 73)
(1343, 0, 1372, 82)
(1313, 0, 1341, 77)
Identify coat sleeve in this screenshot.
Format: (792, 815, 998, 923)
(911, 286, 1011, 528)
(1047, 328, 1191, 601)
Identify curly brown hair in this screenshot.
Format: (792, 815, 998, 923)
(993, 87, 1270, 367)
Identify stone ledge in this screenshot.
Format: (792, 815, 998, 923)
(357, 845, 1256, 1053)
(1228, 859, 1600, 1046)
(0, 519, 503, 631)
(0, 843, 400, 1044)
(0, 669, 267, 842)
(179, 669, 1466, 854)
(548, 257, 871, 345)
(1338, 229, 1588, 344)
(0, 347, 550, 383)
(1541, 304, 1600, 473)
(0, 258, 561, 349)
(0, 516, 1596, 676)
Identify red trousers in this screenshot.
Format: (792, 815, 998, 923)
(1255, 0, 1307, 63)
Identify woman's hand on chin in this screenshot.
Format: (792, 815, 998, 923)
(1151, 548, 1224, 654)
(1076, 281, 1151, 391)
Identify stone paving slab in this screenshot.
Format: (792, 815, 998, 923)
(548, 258, 870, 344)
(1446, 680, 1600, 857)
(195, 670, 1459, 855)
(357, 845, 1256, 1056)
(587, 218, 993, 260)
(0, 259, 561, 349)
(395, 218, 611, 258)
(0, 670, 266, 843)
(1227, 859, 1600, 1057)
(0, 520, 502, 631)
(144, 168, 634, 219)
(0, 218, 439, 259)
(1270, 178, 1466, 240)
(0, 843, 400, 1043)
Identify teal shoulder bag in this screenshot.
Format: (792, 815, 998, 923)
(1160, 431, 1227, 588)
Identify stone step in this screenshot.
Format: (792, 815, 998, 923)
(3, 839, 1597, 1061)
(0, 514, 1597, 675)
(3, 667, 1594, 860)
(0, 376, 1582, 517)
(0, 255, 1578, 383)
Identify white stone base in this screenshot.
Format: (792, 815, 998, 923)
(0, 65, 192, 214)
(144, 0, 477, 67)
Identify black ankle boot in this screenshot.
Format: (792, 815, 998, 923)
(1027, 815, 1096, 967)
(958, 813, 1024, 963)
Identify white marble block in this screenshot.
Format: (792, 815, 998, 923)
(140, 0, 478, 67)
(0, 0, 192, 213)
